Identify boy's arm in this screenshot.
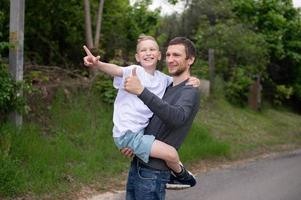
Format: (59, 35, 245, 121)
(83, 45, 123, 77)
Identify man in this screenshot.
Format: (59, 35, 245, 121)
(123, 37, 200, 200)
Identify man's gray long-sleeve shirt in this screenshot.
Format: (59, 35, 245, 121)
(137, 79, 201, 170)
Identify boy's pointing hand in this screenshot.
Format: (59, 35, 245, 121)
(83, 45, 100, 67)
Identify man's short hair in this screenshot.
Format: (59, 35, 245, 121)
(168, 37, 196, 60)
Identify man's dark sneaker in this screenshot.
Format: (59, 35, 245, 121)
(166, 168, 197, 190)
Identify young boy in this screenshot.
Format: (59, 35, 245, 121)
(83, 35, 197, 187)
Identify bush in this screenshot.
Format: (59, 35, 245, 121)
(225, 67, 252, 106)
(0, 63, 28, 121)
(92, 73, 117, 104)
(273, 85, 294, 106)
(0, 63, 15, 117)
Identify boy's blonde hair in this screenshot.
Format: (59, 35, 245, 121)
(136, 34, 159, 51)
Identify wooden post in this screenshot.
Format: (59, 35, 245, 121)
(248, 75, 262, 111)
(9, 0, 25, 127)
(208, 48, 215, 93)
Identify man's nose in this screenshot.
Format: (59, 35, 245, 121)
(166, 56, 173, 63)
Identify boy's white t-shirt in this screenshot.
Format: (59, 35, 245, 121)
(112, 65, 172, 138)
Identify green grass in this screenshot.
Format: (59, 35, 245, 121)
(198, 98, 301, 158)
(179, 123, 230, 162)
(0, 90, 129, 198)
(1, 90, 301, 199)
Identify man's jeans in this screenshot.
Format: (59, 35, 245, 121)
(126, 158, 170, 200)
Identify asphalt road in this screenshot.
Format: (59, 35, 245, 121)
(89, 150, 301, 200)
(167, 150, 301, 200)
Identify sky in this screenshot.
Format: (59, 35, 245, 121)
(148, 0, 301, 15)
(148, 0, 185, 15)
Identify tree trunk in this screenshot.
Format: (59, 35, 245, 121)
(94, 0, 105, 49)
(84, 0, 93, 49)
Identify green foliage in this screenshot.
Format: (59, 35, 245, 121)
(0, 0, 161, 67)
(24, 0, 85, 66)
(225, 67, 252, 106)
(196, 22, 268, 80)
(101, 0, 160, 60)
(0, 62, 31, 121)
(0, 64, 14, 113)
(92, 74, 117, 104)
(26, 71, 50, 84)
(273, 84, 294, 105)
(232, 0, 301, 106)
(294, 83, 301, 100)
(0, 62, 27, 121)
(191, 58, 209, 79)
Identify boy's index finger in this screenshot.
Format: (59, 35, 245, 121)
(83, 45, 93, 56)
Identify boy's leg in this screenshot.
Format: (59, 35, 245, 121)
(150, 140, 197, 189)
(150, 140, 182, 173)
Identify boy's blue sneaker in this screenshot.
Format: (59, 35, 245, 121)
(166, 168, 197, 190)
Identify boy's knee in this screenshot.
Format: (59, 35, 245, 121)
(166, 148, 179, 163)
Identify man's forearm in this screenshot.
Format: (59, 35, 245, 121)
(138, 88, 198, 127)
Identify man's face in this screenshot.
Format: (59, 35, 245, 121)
(165, 44, 194, 76)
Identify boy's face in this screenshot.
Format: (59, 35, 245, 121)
(135, 40, 161, 69)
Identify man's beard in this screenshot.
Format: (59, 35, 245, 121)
(169, 66, 186, 76)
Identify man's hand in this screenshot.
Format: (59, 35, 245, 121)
(186, 76, 201, 88)
(120, 147, 134, 158)
(83, 45, 100, 68)
(124, 67, 144, 95)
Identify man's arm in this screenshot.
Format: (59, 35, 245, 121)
(124, 73, 199, 127)
(139, 87, 199, 127)
(83, 45, 123, 77)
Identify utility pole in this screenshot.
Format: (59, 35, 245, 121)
(9, 0, 25, 127)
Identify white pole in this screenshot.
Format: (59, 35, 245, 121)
(9, 0, 25, 127)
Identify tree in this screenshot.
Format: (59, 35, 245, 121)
(232, 0, 301, 106)
(83, 0, 105, 50)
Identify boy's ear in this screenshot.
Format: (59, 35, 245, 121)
(158, 51, 162, 61)
(135, 53, 140, 63)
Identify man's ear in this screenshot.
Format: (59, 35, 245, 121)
(188, 57, 195, 66)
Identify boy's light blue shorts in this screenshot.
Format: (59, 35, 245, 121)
(114, 130, 155, 163)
